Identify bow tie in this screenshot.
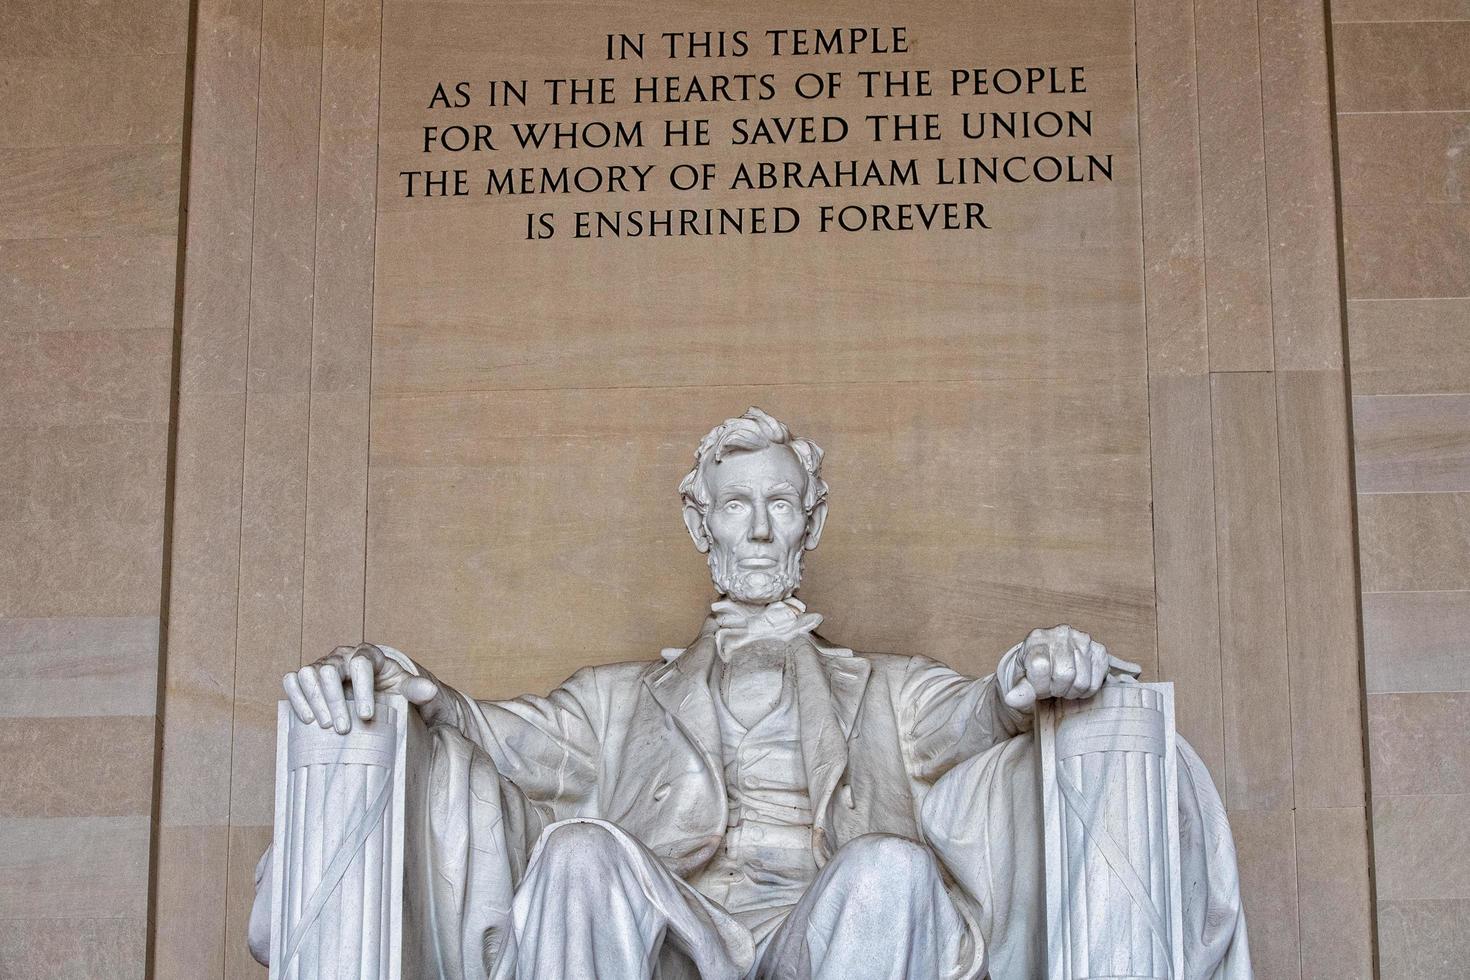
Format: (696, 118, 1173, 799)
(711, 597, 824, 659)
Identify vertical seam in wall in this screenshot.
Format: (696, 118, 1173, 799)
(220, 0, 273, 972)
(1194, 0, 1231, 805)
(1254, 6, 1304, 967)
(1253, 0, 1280, 373)
(362, 0, 388, 640)
(145, 0, 203, 970)
(1206, 377, 1232, 804)
(1271, 367, 1306, 980)
(1192, 0, 1214, 373)
(299, 0, 330, 665)
(1321, 2, 1383, 975)
(1128, 0, 1161, 683)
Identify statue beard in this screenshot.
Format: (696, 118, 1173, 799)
(707, 547, 804, 605)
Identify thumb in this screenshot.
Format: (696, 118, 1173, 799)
(1004, 676, 1038, 712)
(401, 676, 439, 706)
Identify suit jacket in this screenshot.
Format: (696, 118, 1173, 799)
(416, 618, 1028, 878)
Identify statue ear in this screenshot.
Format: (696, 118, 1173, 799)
(803, 499, 828, 551)
(683, 503, 711, 554)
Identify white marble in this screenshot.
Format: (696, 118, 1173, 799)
(250, 408, 1251, 979)
(254, 695, 431, 980)
(1038, 681, 1184, 980)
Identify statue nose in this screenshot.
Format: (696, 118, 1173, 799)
(749, 511, 772, 541)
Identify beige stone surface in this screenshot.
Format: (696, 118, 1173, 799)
(1377, 899, 1470, 980)
(1358, 492, 1470, 592)
(1331, 10, 1470, 976)
(0, 6, 187, 974)
(1211, 373, 1294, 811)
(1333, 0, 1470, 20)
(1332, 21, 1470, 111)
(223, 824, 272, 980)
(0, 716, 156, 818)
(1343, 203, 1470, 299)
(0, 915, 147, 980)
(1295, 806, 1375, 980)
(1195, 0, 1275, 371)
(1260, 0, 1344, 371)
(1337, 111, 1470, 206)
(144, 0, 1376, 974)
(1347, 299, 1470, 396)
(1354, 394, 1470, 493)
(1135, 0, 1207, 376)
(0, 55, 184, 149)
(1146, 374, 1226, 777)
(0, 236, 177, 333)
(0, 616, 159, 718)
(0, 816, 152, 919)
(152, 824, 231, 980)
(1368, 692, 1470, 796)
(1362, 590, 1470, 693)
(0, 0, 188, 56)
(1231, 809, 1302, 980)
(1373, 794, 1470, 901)
(1277, 371, 1366, 808)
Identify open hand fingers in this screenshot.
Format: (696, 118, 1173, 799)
(295, 666, 334, 729)
(349, 650, 377, 720)
(318, 663, 351, 734)
(283, 672, 314, 724)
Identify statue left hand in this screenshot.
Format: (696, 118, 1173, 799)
(1002, 625, 1109, 712)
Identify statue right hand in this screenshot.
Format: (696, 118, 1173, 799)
(283, 643, 440, 734)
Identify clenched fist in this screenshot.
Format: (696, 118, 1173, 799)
(1001, 625, 1113, 713)
(283, 643, 441, 734)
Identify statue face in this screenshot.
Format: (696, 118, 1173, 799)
(696, 444, 813, 604)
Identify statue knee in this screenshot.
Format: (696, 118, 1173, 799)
(829, 834, 938, 892)
(535, 821, 623, 879)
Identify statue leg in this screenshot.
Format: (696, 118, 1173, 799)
(755, 834, 981, 980)
(508, 820, 752, 980)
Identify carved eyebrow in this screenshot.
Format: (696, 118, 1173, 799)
(767, 481, 801, 496)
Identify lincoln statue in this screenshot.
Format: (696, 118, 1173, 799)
(249, 407, 1250, 979)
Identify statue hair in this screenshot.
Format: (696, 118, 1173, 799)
(679, 407, 828, 516)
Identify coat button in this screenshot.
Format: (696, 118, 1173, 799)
(652, 784, 671, 802)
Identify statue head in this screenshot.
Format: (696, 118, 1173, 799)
(679, 408, 829, 605)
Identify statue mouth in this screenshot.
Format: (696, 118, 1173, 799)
(737, 556, 779, 569)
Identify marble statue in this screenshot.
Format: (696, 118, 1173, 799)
(249, 407, 1251, 979)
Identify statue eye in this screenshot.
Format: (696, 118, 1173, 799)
(723, 500, 746, 513)
(770, 500, 792, 514)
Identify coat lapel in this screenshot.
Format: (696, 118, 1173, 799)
(645, 631, 722, 767)
(791, 637, 871, 857)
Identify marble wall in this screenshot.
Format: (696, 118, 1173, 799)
(1331, 4, 1470, 977)
(5, 0, 1437, 977)
(144, 1, 1377, 978)
(0, 0, 191, 975)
